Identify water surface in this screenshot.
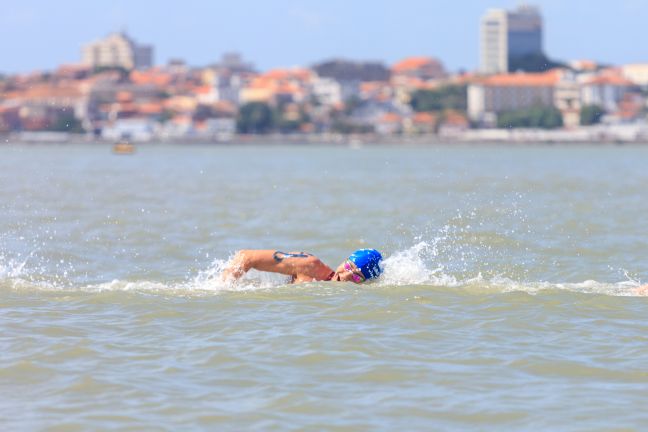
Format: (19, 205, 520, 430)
(1, 143, 648, 430)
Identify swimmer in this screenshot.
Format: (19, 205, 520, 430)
(222, 249, 383, 284)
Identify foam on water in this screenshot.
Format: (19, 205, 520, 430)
(0, 252, 29, 279)
(377, 240, 645, 296)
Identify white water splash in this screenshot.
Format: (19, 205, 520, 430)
(191, 257, 289, 292)
(1, 243, 646, 296)
(380, 241, 455, 286)
(0, 252, 31, 279)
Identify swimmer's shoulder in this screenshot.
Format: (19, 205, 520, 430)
(293, 253, 333, 282)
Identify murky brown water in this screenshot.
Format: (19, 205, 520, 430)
(2, 143, 648, 430)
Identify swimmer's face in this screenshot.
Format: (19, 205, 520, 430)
(333, 260, 366, 284)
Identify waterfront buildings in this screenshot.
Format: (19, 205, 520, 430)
(82, 32, 153, 70)
(239, 68, 314, 105)
(480, 5, 543, 74)
(468, 67, 644, 128)
(1, 22, 647, 141)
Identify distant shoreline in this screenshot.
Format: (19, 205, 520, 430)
(2, 131, 648, 146)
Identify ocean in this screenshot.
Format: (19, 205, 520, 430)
(2, 143, 648, 430)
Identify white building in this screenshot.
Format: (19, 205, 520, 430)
(553, 70, 581, 128)
(202, 118, 236, 141)
(622, 64, 648, 86)
(580, 73, 635, 113)
(480, 9, 508, 74)
(82, 32, 153, 70)
(480, 5, 543, 74)
(102, 118, 158, 141)
(468, 70, 560, 125)
(310, 77, 342, 106)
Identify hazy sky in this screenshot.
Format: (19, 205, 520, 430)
(1, 0, 646, 74)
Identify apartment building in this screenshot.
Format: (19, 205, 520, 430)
(468, 70, 560, 124)
(480, 5, 543, 74)
(580, 72, 636, 113)
(82, 32, 153, 70)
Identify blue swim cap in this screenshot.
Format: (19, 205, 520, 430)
(348, 249, 383, 280)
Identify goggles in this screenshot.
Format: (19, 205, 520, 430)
(344, 260, 366, 283)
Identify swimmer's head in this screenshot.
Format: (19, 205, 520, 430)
(347, 249, 383, 281)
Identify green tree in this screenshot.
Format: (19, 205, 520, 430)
(497, 106, 563, 129)
(277, 118, 301, 133)
(276, 107, 311, 134)
(158, 109, 174, 123)
(48, 111, 85, 133)
(409, 85, 467, 113)
(580, 104, 605, 125)
(237, 102, 276, 134)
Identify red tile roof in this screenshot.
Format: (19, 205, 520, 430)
(413, 112, 438, 124)
(3, 83, 85, 101)
(193, 86, 213, 95)
(262, 68, 313, 82)
(478, 70, 562, 87)
(584, 75, 634, 86)
(130, 68, 173, 86)
(116, 91, 133, 102)
(379, 112, 402, 123)
(137, 102, 164, 115)
(393, 57, 439, 72)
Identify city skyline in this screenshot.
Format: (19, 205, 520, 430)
(1, 0, 647, 75)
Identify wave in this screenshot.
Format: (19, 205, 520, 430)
(1, 244, 646, 297)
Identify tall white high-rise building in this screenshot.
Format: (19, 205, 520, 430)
(480, 9, 508, 75)
(82, 32, 153, 71)
(480, 5, 543, 74)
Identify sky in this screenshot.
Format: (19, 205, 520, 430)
(0, 0, 646, 74)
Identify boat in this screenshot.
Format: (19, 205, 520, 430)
(113, 140, 135, 154)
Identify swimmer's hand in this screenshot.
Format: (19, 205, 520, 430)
(221, 251, 249, 281)
(635, 285, 648, 296)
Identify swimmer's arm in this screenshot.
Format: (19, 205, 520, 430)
(222, 250, 323, 280)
